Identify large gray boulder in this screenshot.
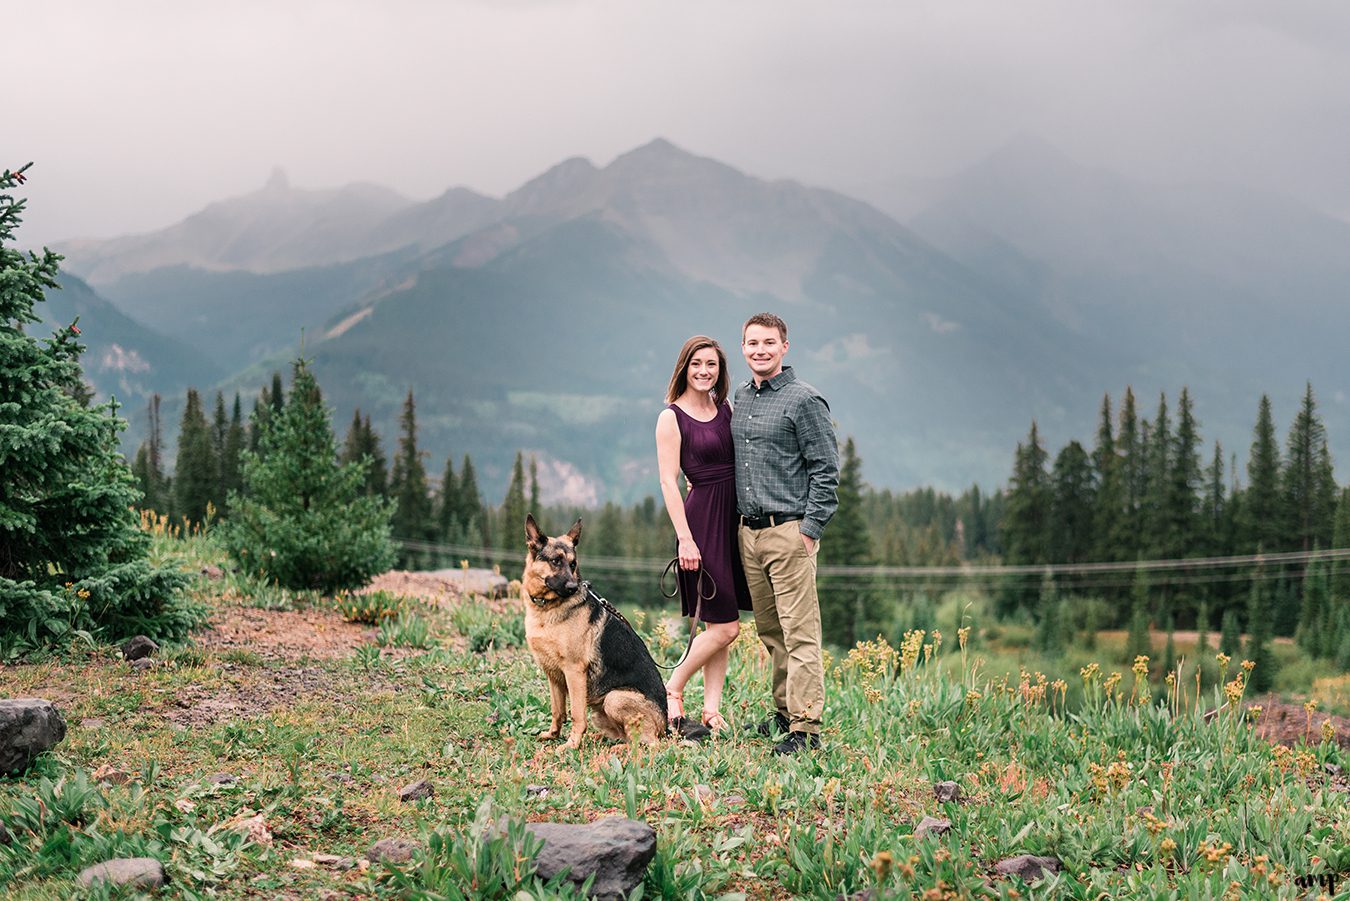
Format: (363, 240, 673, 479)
(0, 699, 67, 775)
(524, 817, 655, 900)
(995, 854, 1063, 882)
(77, 857, 166, 889)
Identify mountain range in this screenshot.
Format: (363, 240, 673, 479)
(49, 138, 1350, 503)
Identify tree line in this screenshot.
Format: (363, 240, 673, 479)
(1001, 384, 1350, 688)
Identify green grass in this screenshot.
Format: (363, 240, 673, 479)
(2, 538, 1348, 899)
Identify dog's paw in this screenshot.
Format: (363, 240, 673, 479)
(537, 728, 561, 741)
(562, 735, 583, 750)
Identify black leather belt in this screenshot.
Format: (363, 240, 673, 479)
(740, 513, 804, 530)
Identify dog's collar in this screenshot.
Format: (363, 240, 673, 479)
(529, 580, 589, 607)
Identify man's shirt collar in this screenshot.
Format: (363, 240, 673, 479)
(746, 364, 797, 391)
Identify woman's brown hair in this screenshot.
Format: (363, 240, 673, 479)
(665, 335, 730, 405)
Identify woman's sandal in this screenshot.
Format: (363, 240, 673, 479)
(701, 709, 730, 736)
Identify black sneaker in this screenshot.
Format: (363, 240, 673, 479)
(745, 712, 791, 737)
(771, 731, 821, 756)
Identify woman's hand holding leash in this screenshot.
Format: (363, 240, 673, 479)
(677, 535, 702, 571)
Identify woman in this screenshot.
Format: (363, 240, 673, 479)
(655, 335, 752, 735)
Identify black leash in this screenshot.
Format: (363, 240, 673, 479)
(583, 558, 717, 672)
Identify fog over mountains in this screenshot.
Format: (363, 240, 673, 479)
(52, 138, 1350, 503)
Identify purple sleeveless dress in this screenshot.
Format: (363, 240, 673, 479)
(670, 402, 752, 623)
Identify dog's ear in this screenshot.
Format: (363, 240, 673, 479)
(565, 518, 582, 548)
(525, 514, 547, 550)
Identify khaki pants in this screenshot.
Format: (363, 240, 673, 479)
(738, 521, 823, 735)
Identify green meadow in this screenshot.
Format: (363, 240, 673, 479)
(2, 535, 1347, 900)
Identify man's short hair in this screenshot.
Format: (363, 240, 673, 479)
(743, 312, 787, 342)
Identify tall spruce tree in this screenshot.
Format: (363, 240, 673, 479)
(456, 454, 485, 545)
(1167, 388, 1203, 558)
(1219, 607, 1242, 657)
(821, 437, 880, 646)
(389, 390, 432, 543)
(501, 452, 528, 547)
(0, 163, 191, 648)
(1091, 394, 1124, 562)
(174, 388, 218, 529)
(1243, 395, 1283, 553)
(220, 393, 246, 513)
(131, 393, 168, 514)
(436, 454, 460, 540)
(340, 410, 388, 498)
(1244, 555, 1277, 693)
(1000, 422, 1050, 614)
(1282, 383, 1336, 553)
(221, 359, 395, 591)
(1125, 564, 1153, 662)
(1115, 387, 1144, 560)
(1141, 393, 1172, 559)
(1049, 440, 1094, 565)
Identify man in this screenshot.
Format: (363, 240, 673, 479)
(731, 312, 839, 755)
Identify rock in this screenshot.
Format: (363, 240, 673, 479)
(934, 781, 962, 803)
(525, 784, 550, 797)
(224, 811, 273, 846)
(207, 773, 238, 785)
(995, 854, 1063, 882)
(200, 564, 224, 580)
(366, 837, 420, 864)
(130, 657, 155, 672)
(313, 853, 358, 870)
(523, 817, 656, 901)
(693, 784, 714, 804)
(398, 779, 434, 802)
(81, 718, 106, 730)
(92, 764, 131, 785)
(0, 699, 67, 775)
(1325, 763, 1343, 776)
(328, 771, 354, 784)
(121, 635, 159, 661)
(915, 816, 952, 838)
(77, 857, 166, 890)
(724, 794, 746, 808)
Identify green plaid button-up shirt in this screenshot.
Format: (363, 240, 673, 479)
(730, 365, 840, 540)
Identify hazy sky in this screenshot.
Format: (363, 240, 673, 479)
(12, 0, 1350, 246)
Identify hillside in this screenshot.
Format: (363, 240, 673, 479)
(62, 138, 1350, 499)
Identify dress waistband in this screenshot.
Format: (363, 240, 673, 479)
(685, 462, 735, 487)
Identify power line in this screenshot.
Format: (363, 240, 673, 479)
(397, 537, 1350, 580)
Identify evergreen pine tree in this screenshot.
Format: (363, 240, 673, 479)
(1219, 607, 1242, 657)
(456, 454, 485, 545)
(221, 359, 395, 592)
(1195, 600, 1210, 651)
(1162, 611, 1177, 678)
(1125, 564, 1152, 663)
(340, 410, 388, 498)
(174, 388, 219, 529)
(131, 393, 168, 514)
(1282, 383, 1336, 552)
(1049, 440, 1094, 565)
(1000, 421, 1050, 614)
(1332, 487, 1350, 606)
(1141, 393, 1172, 559)
(1167, 388, 1203, 558)
(1243, 395, 1283, 553)
(389, 389, 432, 543)
(436, 453, 460, 540)
(529, 455, 540, 516)
(501, 451, 528, 547)
(219, 393, 245, 514)
(0, 163, 191, 648)
(821, 437, 878, 646)
(1113, 387, 1144, 561)
(1297, 552, 1330, 656)
(1091, 393, 1124, 562)
(1245, 556, 1277, 693)
(1035, 569, 1064, 656)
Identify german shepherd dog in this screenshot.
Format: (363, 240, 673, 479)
(522, 514, 668, 748)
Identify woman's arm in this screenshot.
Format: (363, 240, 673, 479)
(656, 408, 701, 570)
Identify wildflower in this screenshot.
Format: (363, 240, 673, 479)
(1241, 659, 1255, 674)
(1215, 652, 1231, 673)
(1132, 655, 1150, 678)
(1080, 662, 1100, 683)
(1322, 720, 1336, 743)
(1246, 705, 1263, 723)
(1159, 837, 1177, 857)
(957, 626, 970, 650)
(871, 850, 893, 880)
(1224, 676, 1245, 705)
(1304, 699, 1319, 715)
(965, 689, 982, 706)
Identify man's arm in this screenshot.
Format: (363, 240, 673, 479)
(795, 393, 839, 541)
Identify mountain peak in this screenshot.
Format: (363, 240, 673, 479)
(264, 167, 290, 192)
